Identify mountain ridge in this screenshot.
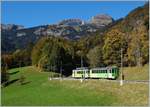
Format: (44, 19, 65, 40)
(1, 14, 114, 54)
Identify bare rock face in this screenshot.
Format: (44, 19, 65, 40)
(90, 14, 114, 26)
(58, 19, 83, 26)
(1, 24, 24, 30)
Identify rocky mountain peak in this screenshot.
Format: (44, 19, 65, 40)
(90, 14, 114, 26)
(1, 24, 24, 30)
(58, 19, 83, 26)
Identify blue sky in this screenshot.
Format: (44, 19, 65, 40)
(2, 1, 146, 28)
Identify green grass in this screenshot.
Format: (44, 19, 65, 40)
(1, 66, 149, 106)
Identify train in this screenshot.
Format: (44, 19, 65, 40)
(72, 66, 119, 79)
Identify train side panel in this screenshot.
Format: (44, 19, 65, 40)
(72, 70, 89, 78)
(90, 69, 108, 78)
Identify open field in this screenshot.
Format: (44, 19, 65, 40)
(120, 64, 149, 81)
(1, 66, 149, 106)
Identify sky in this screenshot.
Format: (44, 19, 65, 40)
(2, 1, 147, 28)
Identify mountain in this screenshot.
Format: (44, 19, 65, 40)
(2, 2, 148, 55)
(90, 14, 114, 27)
(1, 14, 114, 54)
(1, 24, 24, 31)
(58, 19, 83, 26)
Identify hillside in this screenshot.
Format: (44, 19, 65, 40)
(1, 66, 148, 106)
(1, 14, 113, 54)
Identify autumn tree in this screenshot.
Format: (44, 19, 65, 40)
(127, 20, 149, 66)
(31, 36, 74, 76)
(103, 28, 127, 66)
(1, 63, 9, 84)
(87, 45, 104, 67)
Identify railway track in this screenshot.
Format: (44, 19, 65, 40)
(51, 77, 149, 84)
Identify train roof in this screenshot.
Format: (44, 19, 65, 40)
(91, 66, 118, 70)
(91, 67, 108, 70)
(73, 67, 89, 70)
(72, 66, 118, 71)
(76, 67, 88, 69)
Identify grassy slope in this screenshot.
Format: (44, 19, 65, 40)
(1, 66, 149, 106)
(122, 64, 149, 80)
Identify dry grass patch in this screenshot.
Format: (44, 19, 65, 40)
(60, 80, 149, 106)
(118, 64, 149, 80)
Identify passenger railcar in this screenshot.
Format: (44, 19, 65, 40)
(72, 66, 119, 79)
(72, 67, 89, 78)
(90, 66, 119, 79)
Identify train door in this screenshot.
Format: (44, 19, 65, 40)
(83, 70, 85, 78)
(84, 70, 88, 78)
(72, 70, 75, 77)
(87, 69, 90, 78)
(108, 68, 112, 78)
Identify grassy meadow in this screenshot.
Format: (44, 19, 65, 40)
(1, 66, 149, 106)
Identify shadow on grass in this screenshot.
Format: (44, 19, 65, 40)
(21, 81, 31, 85)
(2, 79, 32, 87)
(9, 70, 20, 75)
(4, 79, 19, 87)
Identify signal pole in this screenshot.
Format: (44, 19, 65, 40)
(60, 61, 62, 81)
(81, 55, 83, 67)
(120, 48, 123, 86)
(49, 65, 52, 80)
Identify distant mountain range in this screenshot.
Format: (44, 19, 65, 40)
(1, 2, 149, 55)
(1, 14, 114, 54)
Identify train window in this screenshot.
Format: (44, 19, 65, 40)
(112, 69, 115, 73)
(92, 70, 98, 73)
(77, 71, 83, 74)
(92, 70, 95, 73)
(112, 69, 114, 73)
